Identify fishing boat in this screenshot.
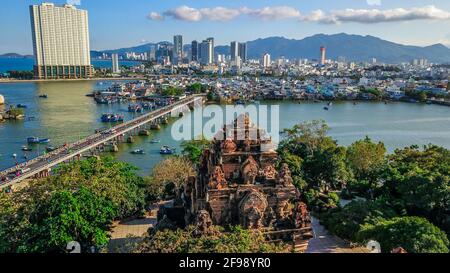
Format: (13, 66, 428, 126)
(131, 149, 145, 155)
(21, 146, 32, 152)
(101, 114, 124, 123)
(16, 104, 27, 108)
(46, 146, 57, 152)
(150, 139, 161, 144)
(141, 102, 153, 110)
(39, 94, 48, 98)
(128, 105, 143, 113)
(27, 137, 50, 144)
(160, 146, 175, 155)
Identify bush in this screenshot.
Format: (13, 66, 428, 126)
(357, 217, 449, 253)
(319, 199, 398, 241)
(305, 189, 340, 213)
(136, 225, 288, 253)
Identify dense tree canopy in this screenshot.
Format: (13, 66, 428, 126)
(0, 157, 147, 253)
(357, 217, 449, 253)
(146, 156, 196, 201)
(136, 226, 287, 253)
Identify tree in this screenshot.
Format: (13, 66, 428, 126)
(186, 83, 207, 94)
(383, 145, 450, 235)
(181, 137, 210, 164)
(149, 156, 196, 199)
(346, 137, 387, 196)
(21, 187, 116, 253)
(162, 86, 184, 97)
(357, 216, 449, 253)
(319, 199, 399, 241)
(0, 157, 147, 253)
(278, 120, 351, 200)
(135, 226, 287, 253)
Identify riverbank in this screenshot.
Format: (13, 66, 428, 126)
(0, 77, 146, 84)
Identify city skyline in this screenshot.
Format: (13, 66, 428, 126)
(2, 0, 450, 54)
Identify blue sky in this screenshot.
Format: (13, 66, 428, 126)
(1, 0, 450, 54)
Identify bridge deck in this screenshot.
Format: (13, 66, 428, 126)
(0, 94, 204, 189)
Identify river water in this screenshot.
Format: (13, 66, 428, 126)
(1, 80, 450, 175)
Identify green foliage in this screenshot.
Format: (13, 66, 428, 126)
(0, 157, 147, 253)
(279, 120, 351, 194)
(319, 199, 399, 241)
(383, 145, 450, 234)
(305, 189, 340, 213)
(7, 70, 34, 80)
(405, 90, 428, 102)
(181, 137, 211, 164)
(136, 226, 287, 253)
(161, 86, 184, 97)
(7, 107, 25, 118)
(21, 187, 116, 253)
(357, 217, 449, 253)
(186, 83, 207, 94)
(47, 156, 147, 219)
(346, 137, 387, 196)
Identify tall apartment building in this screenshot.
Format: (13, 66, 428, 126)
(263, 53, 271, 67)
(29, 3, 93, 79)
(206, 37, 215, 63)
(230, 41, 239, 62)
(191, 40, 199, 62)
(200, 39, 213, 65)
(173, 35, 183, 64)
(111, 54, 120, 74)
(238, 42, 247, 63)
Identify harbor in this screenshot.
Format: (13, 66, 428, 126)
(1, 80, 450, 175)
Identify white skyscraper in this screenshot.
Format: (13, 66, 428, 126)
(200, 39, 213, 65)
(230, 41, 239, 62)
(112, 54, 120, 74)
(30, 3, 92, 79)
(173, 35, 183, 64)
(263, 53, 271, 68)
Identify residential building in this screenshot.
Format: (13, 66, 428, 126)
(112, 54, 120, 74)
(29, 3, 92, 79)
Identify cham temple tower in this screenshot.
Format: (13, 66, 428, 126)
(158, 114, 313, 247)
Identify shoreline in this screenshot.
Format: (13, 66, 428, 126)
(0, 77, 146, 84)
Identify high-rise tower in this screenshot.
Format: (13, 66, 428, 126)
(30, 3, 92, 79)
(320, 46, 326, 65)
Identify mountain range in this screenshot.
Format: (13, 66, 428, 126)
(92, 33, 450, 64)
(4, 33, 450, 64)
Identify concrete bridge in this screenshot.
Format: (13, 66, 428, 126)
(0, 94, 205, 190)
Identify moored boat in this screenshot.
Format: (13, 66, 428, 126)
(131, 149, 145, 155)
(101, 114, 124, 123)
(160, 146, 175, 155)
(21, 146, 32, 152)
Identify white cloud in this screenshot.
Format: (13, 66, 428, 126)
(244, 6, 301, 20)
(148, 5, 450, 25)
(199, 7, 241, 22)
(163, 5, 203, 22)
(302, 5, 450, 24)
(149, 5, 301, 22)
(147, 12, 164, 21)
